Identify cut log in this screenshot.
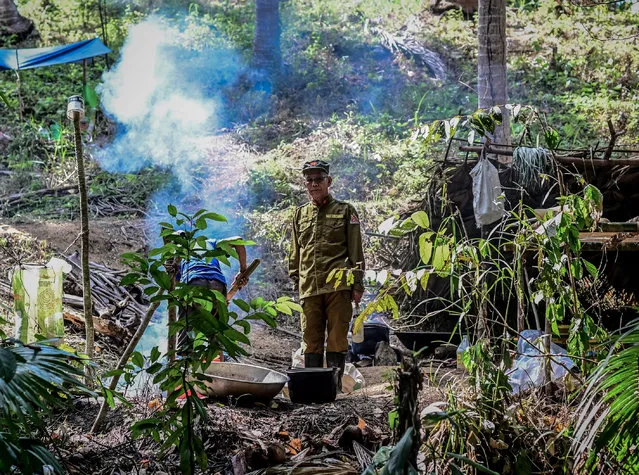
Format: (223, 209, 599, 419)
(63, 312, 128, 339)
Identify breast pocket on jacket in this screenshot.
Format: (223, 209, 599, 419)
(324, 218, 346, 243)
(298, 218, 314, 246)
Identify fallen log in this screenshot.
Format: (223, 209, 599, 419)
(1, 184, 80, 204)
(63, 312, 128, 340)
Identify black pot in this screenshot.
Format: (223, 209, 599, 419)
(286, 367, 338, 404)
(351, 323, 390, 356)
(394, 331, 461, 354)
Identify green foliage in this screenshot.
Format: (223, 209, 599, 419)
(0, 340, 91, 474)
(574, 318, 639, 473)
(112, 206, 300, 475)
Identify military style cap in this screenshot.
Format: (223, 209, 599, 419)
(302, 160, 330, 174)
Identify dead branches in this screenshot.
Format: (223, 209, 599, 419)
(64, 252, 147, 331)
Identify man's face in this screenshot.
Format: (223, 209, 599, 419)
(303, 170, 331, 202)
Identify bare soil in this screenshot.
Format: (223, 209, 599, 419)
(7, 217, 148, 270)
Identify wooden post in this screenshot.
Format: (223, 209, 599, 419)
(72, 109, 95, 386)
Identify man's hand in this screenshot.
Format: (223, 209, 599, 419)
(352, 289, 364, 305)
(231, 271, 249, 289)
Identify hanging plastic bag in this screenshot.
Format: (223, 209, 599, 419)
(470, 153, 506, 227)
(10, 257, 71, 344)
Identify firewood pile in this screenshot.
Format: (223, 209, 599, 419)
(63, 251, 148, 341)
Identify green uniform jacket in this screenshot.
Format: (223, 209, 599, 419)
(289, 195, 365, 298)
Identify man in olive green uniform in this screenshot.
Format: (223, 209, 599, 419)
(289, 160, 365, 388)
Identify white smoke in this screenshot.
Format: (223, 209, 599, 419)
(96, 16, 241, 190)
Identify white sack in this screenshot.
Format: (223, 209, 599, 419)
(470, 156, 505, 227)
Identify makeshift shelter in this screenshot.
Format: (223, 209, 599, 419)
(0, 38, 110, 71)
(0, 38, 110, 117)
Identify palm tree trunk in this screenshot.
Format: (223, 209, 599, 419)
(252, 0, 281, 83)
(73, 112, 95, 386)
(0, 0, 34, 37)
(478, 0, 511, 163)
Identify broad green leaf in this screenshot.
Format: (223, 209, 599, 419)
(386, 294, 399, 320)
(131, 418, 163, 438)
(432, 243, 450, 271)
(150, 346, 161, 363)
(131, 352, 144, 368)
(411, 211, 430, 229)
(419, 233, 433, 265)
(167, 204, 177, 217)
(544, 127, 560, 150)
(234, 299, 251, 312)
(195, 216, 207, 230)
(582, 259, 598, 278)
(275, 303, 292, 316)
(420, 271, 430, 290)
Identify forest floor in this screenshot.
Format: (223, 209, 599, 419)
(0, 217, 463, 474)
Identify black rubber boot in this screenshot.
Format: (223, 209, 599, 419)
(304, 353, 324, 368)
(326, 352, 346, 392)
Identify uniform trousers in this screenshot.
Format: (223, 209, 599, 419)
(300, 290, 352, 354)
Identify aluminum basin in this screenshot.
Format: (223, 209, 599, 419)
(196, 362, 289, 399)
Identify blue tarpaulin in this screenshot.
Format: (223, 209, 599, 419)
(0, 38, 110, 71)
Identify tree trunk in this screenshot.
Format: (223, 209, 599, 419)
(252, 0, 281, 85)
(0, 0, 34, 38)
(73, 112, 95, 387)
(477, 0, 511, 163)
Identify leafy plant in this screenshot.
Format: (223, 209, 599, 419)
(0, 340, 91, 474)
(110, 206, 300, 475)
(573, 317, 639, 473)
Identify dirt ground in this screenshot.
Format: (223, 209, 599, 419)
(6, 217, 148, 270)
(1, 218, 461, 474)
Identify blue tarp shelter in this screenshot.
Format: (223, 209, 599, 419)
(0, 38, 110, 71)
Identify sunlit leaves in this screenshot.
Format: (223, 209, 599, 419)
(411, 211, 430, 229)
(419, 233, 434, 265)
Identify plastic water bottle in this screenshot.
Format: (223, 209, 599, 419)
(456, 335, 469, 370)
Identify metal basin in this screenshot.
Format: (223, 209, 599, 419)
(196, 362, 289, 399)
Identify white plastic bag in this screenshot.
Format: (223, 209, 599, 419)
(507, 330, 576, 394)
(470, 154, 505, 227)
